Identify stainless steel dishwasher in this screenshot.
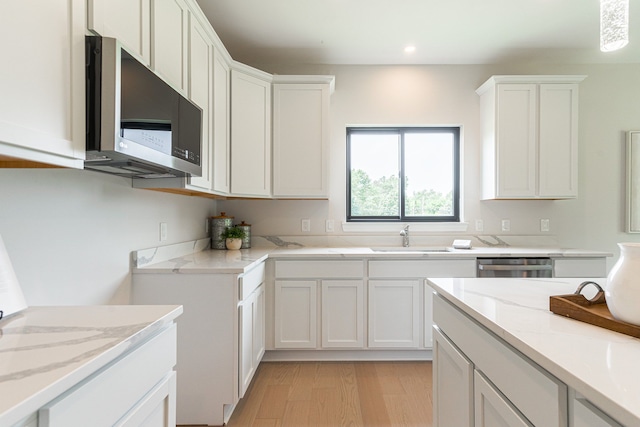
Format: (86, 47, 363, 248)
(477, 257, 553, 277)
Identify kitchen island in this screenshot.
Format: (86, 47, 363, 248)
(428, 277, 640, 426)
(0, 305, 182, 427)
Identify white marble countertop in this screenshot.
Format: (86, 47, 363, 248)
(427, 277, 640, 426)
(132, 244, 612, 274)
(0, 305, 182, 426)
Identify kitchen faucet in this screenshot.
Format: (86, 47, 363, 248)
(400, 225, 410, 247)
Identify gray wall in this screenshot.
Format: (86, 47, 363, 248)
(0, 168, 214, 305)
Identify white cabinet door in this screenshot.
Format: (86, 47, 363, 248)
(274, 280, 317, 348)
(117, 372, 176, 427)
(538, 83, 579, 198)
(239, 284, 264, 397)
(212, 48, 231, 194)
(321, 280, 364, 348)
(571, 393, 622, 427)
(253, 284, 266, 368)
(239, 296, 254, 397)
(424, 282, 435, 348)
(272, 83, 329, 198)
(368, 280, 420, 348)
(151, 0, 188, 94)
(0, 0, 85, 168)
(495, 84, 537, 198)
(474, 370, 533, 427)
(87, 0, 150, 65)
(230, 69, 271, 197)
(185, 15, 212, 190)
(433, 327, 473, 427)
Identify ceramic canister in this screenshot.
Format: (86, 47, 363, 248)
(237, 221, 251, 249)
(210, 212, 234, 250)
(605, 242, 640, 325)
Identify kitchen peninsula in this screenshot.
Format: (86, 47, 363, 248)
(0, 305, 181, 427)
(429, 277, 640, 426)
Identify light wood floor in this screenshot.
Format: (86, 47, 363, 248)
(224, 361, 433, 427)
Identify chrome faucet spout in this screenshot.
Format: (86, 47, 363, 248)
(400, 225, 410, 247)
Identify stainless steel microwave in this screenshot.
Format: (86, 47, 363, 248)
(85, 36, 202, 178)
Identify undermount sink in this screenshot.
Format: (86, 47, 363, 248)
(370, 246, 453, 253)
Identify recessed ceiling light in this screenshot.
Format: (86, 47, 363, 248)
(404, 46, 416, 54)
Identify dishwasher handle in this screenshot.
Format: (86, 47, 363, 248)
(478, 264, 553, 271)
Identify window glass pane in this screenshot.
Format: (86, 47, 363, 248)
(404, 132, 454, 217)
(350, 133, 400, 216)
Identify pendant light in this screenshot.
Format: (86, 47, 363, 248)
(600, 0, 629, 52)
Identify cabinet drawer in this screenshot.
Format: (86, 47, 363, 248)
(275, 260, 364, 278)
(474, 370, 533, 426)
(39, 325, 177, 427)
(434, 295, 567, 427)
(571, 392, 622, 427)
(369, 259, 476, 278)
(239, 262, 265, 300)
(553, 258, 607, 278)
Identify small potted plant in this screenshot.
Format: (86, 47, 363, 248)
(220, 226, 246, 250)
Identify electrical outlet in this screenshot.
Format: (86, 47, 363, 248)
(541, 219, 550, 232)
(325, 219, 334, 233)
(301, 219, 311, 232)
(160, 222, 168, 241)
(501, 219, 510, 232)
(475, 219, 484, 232)
(205, 219, 210, 234)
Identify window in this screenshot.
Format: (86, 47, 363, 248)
(347, 127, 460, 222)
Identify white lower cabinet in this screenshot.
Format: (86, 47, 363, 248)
(321, 280, 364, 348)
(270, 258, 474, 354)
(368, 280, 420, 348)
(38, 326, 177, 427)
(553, 257, 608, 278)
(273, 260, 365, 350)
(433, 327, 473, 427)
(132, 261, 265, 426)
(474, 370, 532, 427)
(274, 280, 317, 348)
(433, 293, 565, 426)
(239, 283, 265, 397)
(368, 259, 476, 350)
(570, 392, 622, 427)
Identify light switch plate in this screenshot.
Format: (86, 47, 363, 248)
(501, 219, 510, 232)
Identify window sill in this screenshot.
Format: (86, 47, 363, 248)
(341, 222, 469, 233)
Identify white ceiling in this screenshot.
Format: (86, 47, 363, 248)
(196, 0, 640, 66)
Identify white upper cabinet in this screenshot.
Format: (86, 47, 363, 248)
(0, 0, 85, 168)
(272, 77, 334, 198)
(230, 67, 272, 197)
(476, 75, 585, 200)
(185, 14, 213, 190)
(151, 0, 189, 94)
(212, 48, 231, 195)
(87, 0, 151, 65)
